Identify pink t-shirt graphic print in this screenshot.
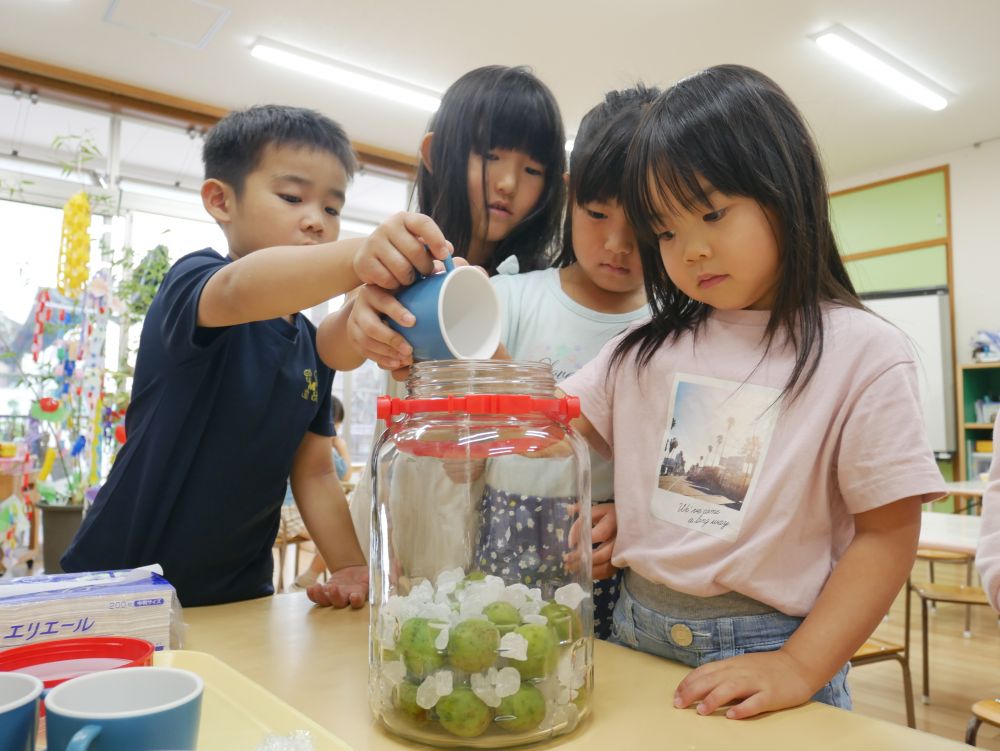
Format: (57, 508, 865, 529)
(653, 373, 781, 542)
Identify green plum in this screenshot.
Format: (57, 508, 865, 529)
(398, 618, 445, 679)
(496, 683, 546, 732)
(447, 619, 500, 673)
(540, 602, 583, 643)
(513, 623, 557, 679)
(435, 687, 493, 738)
(483, 601, 521, 634)
(394, 681, 428, 723)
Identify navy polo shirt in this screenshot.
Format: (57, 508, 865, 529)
(62, 249, 335, 606)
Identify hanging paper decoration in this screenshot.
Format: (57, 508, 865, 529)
(88, 395, 103, 487)
(70, 435, 86, 457)
(29, 398, 68, 423)
(0, 437, 34, 569)
(57, 191, 91, 298)
(80, 271, 111, 414)
(37, 447, 57, 482)
(0, 493, 31, 570)
(30, 289, 50, 362)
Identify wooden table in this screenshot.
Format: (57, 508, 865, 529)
(920, 511, 982, 556)
(944, 480, 988, 499)
(178, 593, 966, 750)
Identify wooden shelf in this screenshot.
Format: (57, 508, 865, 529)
(961, 362, 1000, 370)
(957, 365, 1000, 482)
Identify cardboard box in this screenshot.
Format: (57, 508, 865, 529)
(0, 566, 177, 652)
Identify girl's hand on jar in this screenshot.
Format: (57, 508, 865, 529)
(591, 502, 618, 580)
(565, 502, 618, 578)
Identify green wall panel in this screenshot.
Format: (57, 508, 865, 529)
(845, 245, 947, 295)
(831, 170, 948, 255)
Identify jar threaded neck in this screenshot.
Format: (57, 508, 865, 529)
(407, 360, 556, 399)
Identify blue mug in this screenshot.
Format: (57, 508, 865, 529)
(387, 255, 501, 361)
(0, 671, 43, 751)
(44, 667, 202, 751)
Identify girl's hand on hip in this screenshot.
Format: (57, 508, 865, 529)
(673, 649, 817, 720)
(353, 212, 452, 290)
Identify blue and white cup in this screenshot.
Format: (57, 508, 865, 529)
(0, 671, 43, 751)
(387, 255, 501, 361)
(44, 667, 203, 751)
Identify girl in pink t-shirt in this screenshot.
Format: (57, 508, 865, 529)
(976, 413, 1000, 609)
(561, 65, 945, 720)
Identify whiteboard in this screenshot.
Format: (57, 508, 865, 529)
(862, 289, 955, 453)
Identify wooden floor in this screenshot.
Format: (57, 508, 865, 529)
(853, 560, 1000, 747)
(275, 552, 1000, 746)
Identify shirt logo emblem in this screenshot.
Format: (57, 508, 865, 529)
(302, 369, 318, 402)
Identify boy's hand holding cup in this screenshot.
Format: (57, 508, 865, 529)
(352, 211, 452, 290)
(349, 213, 500, 375)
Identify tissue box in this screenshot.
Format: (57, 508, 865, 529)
(0, 566, 178, 652)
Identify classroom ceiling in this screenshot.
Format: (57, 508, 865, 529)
(1, 0, 998, 183)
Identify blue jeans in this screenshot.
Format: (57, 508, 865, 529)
(609, 581, 852, 710)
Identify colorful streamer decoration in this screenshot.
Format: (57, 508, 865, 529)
(57, 191, 91, 298)
(37, 447, 57, 482)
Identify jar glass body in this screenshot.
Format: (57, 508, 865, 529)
(368, 360, 593, 747)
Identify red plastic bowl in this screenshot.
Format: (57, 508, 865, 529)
(0, 636, 154, 714)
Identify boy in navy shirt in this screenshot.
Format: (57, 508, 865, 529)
(62, 105, 451, 607)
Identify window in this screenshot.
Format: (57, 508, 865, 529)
(129, 211, 226, 264)
(1, 86, 408, 478)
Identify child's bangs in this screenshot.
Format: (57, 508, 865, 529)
(573, 132, 627, 206)
(630, 138, 713, 235)
(478, 85, 562, 168)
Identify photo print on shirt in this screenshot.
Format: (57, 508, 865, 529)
(651, 373, 781, 541)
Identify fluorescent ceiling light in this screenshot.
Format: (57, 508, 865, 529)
(119, 178, 202, 205)
(812, 24, 951, 111)
(0, 154, 100, 185)
(251, 38, 440, 113)
(340, 218, 379, 235)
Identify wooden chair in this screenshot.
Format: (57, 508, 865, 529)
(273, 527, 311, 592)
(966, 698, 1000, 745)
(916, 548, 975, 636)
(850, 635, 916, 728)
(273, 484, 350, 591)
(908, 578, 991, 704)
(273, 499, 314, 592)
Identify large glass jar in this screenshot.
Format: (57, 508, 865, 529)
(368, 360, 593, 748)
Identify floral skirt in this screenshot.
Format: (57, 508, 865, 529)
(475, 485, 620, 640)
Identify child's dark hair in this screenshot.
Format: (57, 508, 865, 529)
(203, 105, 358, 195)
(615, 64, 862, 399)
(416, 65, 566, 275)
(331, 394, 345, 425)
(552, 84, 661, 268)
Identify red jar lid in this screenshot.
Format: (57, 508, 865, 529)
(0, 635, 154, 705)
(377, 393, 580, 422)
